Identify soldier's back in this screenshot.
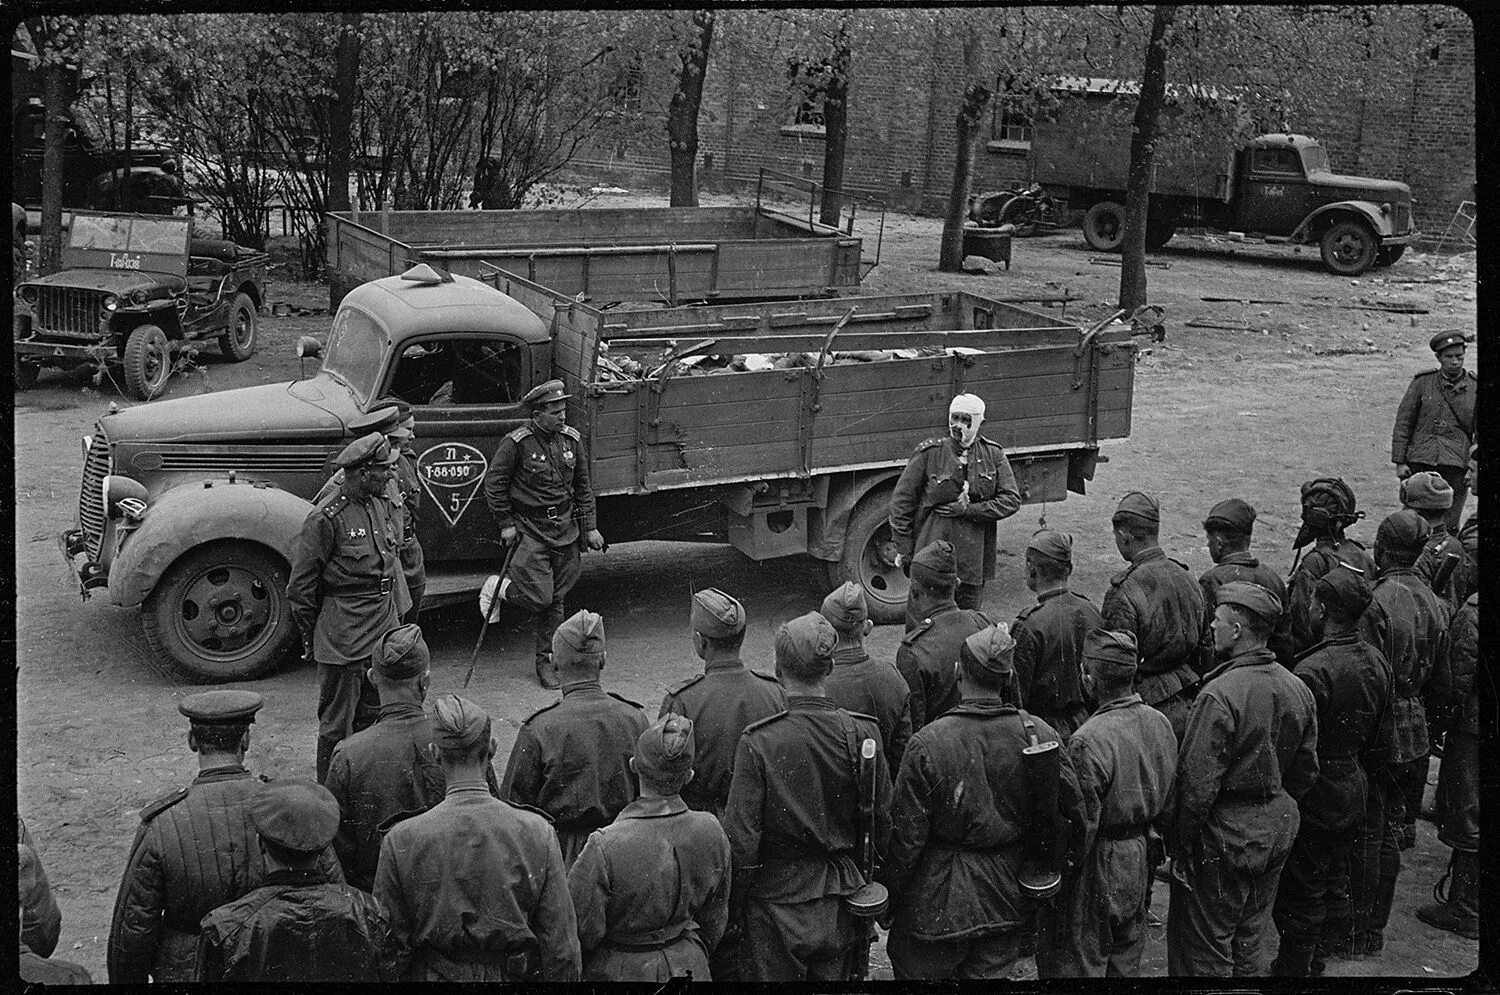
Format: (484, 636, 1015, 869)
(519, 686, 649, 826)
(200, 878, 391, 982)
(661, 665, 785, 815)
(825, 651, 910, 763)
(1110, 552, 1203, 664)
(898, 606, 990, 727)
(1071, 698, 1177, 826)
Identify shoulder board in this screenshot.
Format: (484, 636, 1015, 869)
(915, 437, 945, 453)
(1168, 557, 1191, 572)
(521, 699, 562, 724)
(560, 425, 582, 441)
(139, 785, 190, 823)
(742, 709, 790, 734)
(1109, 564, 1135, 586)
(666, 672, 706, 696)
(1466, 369, 1478, 381)
(750, 669, 781, 684)
(1014, 602, 1041, 622)
(504, 799, 555, 824)
(900, 619, 934, 644)
(506, 425, 534, 443)
(319, 493, 349, 518)
(1412, 369, 1439, 379)
(976, 436, 1006, 452)
(606, 690, 644, 710)
(844, 709, 879, 725)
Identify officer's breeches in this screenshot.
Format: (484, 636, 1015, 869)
(506, 535, 581, 662)
(316, 659, 377, 782)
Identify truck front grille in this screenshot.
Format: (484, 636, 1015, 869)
(1393, 203, 1412, 235)
(80, 430, 112, 559)
(36, 287, 107, 339)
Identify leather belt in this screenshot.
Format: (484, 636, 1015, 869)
(515, 501, 572, 521)
(327, 577, 393, 597)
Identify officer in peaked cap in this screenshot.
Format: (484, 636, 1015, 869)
(348, 406, 401, 437)
(1013, 529, 1105, 742)
(1401, 471, 1464, 613)
(289, 429, 408, 783)
(483, 379, 606, 688)
(822, 581, 913, 775)
(108, 690, 346, 984)
(897, 540, 992, 732)
(1198, 499, 1292, 668)
(1393, 328, 1475, 533)
(569, 714, 733, 981)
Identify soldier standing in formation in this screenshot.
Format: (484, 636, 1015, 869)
(483, 378, 606, 688)
(1269, 567, 1391, 977)
(1285, 477, 1378, 656)
(722, 612, 891, 981)
(1197, 498, 1292, 667)
(568, 714, 732, 980)
(501, 609, 649, 867)
(896, 540, 991, 731)
(1101, 492, 1204, 742)
(196, 780, 394, 982)
(1036, 629, 1177, 979)
(1011, 529, 1104, 740)
(375, 695, 580, 981)
(288, 432, 408, 781)
(1401, 470, 1465, 612)
(1167, 583, 1318, 976)
(821, 581, 913, 773)
(889, 392, 1022, 621)
(1392, 329, 1475, 534)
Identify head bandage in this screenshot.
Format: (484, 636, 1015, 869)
(949, 393, 985, 448)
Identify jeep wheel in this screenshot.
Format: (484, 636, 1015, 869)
(122, 323, 172, 400)
(1320, 220, 1378, 276)
(142, 540, 298, 682)
(1374, 244, 1407, 268)
(219, 292, 258, 362)
(824, 491, 907, 625)
(14, 355, 39, 391)
(1082, 200, 1126, 252)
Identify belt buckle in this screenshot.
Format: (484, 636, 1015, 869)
(379, 577, 393, 596)
(546, 505, 558, 520)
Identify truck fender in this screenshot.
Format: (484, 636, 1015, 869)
(108, 480, 313, 608)
(806, 469, 901, 562)
(1291, 201, 1393, 243)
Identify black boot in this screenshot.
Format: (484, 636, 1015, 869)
(1417, 850, 1480, 940)
(1271, 940, 1316, 977)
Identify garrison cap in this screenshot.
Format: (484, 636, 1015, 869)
(910, 540, 958, 586)
(523, 379, 571, 407)
(249, 780, 340, 854)
(428, 694, 492, 752)
(1313, 565, 1374, 618)
(374, 623, 430, 679)
(1376, 509, 1431, 554)
(959, 622, 1016, 676)
(335, 432, 396, 469)
(820, 582, 869, 632)
(1429, 330, 1468, 353)
(348, 405, 401, 436)
(634, 713, 695, 776)
(553, 609, 606, 665)
(1082, 629, 1139, 683)
(1113, 491, 1160, 526)
(179, 689, 264, 724)
(1204, 498, 1257, 535)
(1215, 581, 1283, 624)
(1026, 529, 1074, 564)
(691, 588, 746, 638)
(775, 612, 837, 671)
(1400, 471, 1454, 511)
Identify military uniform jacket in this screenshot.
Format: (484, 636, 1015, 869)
(897, 602, 992, 732)
(287, 490, 404, 666)
(1455, 514, 1478, 606)
(825, 646, 914, 775)
(1170, 649, 1319, 875)
(889, 435, 1022, 585)
(723, 696, 892, 906)
(315, 456, 425, 587)
(1101, 546, 1204, 703)
(196, 868, 396, 982)
(568, 795, 731, 979)
(880, 700, 1086, 941)
(326, 701, 502, 892)
(107, 764, 345, 984)
(1415, 524, 1465, 615)
(659, 660, 786, 818)
(1357, 568, 1452, 763)
(1286, 536, 1378, 656)
(483, 423, 598, 548)
(374, 780, 581, 982)
(1012, 589, 1104, 716)
(1292, 632, 1393, 833)
(1392, 367, 1476, 468)
(1449, 595, 1479, 737)
(1199, 552, 1293, 667)
(502, 681, 650, 833)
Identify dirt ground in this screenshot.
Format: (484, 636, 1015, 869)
(14, 183, 1480, 981)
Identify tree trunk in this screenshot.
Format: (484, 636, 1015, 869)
(1120, 5, 1177, 311)
(939, 82, 991, 272)
(326, 12, 361, 216)
(818, 18, 852, 228)
(38, 61, 69, 275)
(667, 10, 715, 208)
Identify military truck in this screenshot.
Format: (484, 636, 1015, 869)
(62, 264, 1148, 683)
(1030, 79, 1416, 275)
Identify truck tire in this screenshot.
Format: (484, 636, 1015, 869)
(824, 493, 908, 625)
(1374, 244, 1407, 268)
(122, 324, 172, 400)
(1146, 219, 1177, 251)
(142, 540, 297, 683)
(1320, 220, 1378, 276)
(14, 355, 38, 391)
(1082, 201, 1126, 252)
(218, 292, 258, 361)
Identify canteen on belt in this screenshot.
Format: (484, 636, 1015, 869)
(843, 880, 889, 918)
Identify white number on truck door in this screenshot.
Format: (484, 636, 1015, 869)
(416, 442, 489, 526)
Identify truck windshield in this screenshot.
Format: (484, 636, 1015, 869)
(322, 307, 388, 403)
(1301, 145, 1331, 174)
(69, 215, 188, 254)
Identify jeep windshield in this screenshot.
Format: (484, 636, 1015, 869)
(69, 214, 188, 254)
(1301, 145, 1331, 174)
(321, 305, 388, 403)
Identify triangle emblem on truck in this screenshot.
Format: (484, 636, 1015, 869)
(416, 442, 489, 526)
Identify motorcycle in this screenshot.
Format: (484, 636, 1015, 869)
(967, 182, 1058, 237)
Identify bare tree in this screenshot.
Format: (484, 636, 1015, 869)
(1119, 6, 1176, 311)
(666, 10, 715, 207)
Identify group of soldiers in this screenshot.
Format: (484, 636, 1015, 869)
(17, 331, 1477, 982)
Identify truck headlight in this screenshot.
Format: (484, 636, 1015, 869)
(102, 474, 149, 520)
(102, 295, 119, 312)
(19, 285, 37, 305)
(129, 289, 148, 305)
(1379, 202, 1391, 215)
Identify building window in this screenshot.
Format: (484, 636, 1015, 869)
(609, 57, 644, 115)
(991, 101, 1032, 147)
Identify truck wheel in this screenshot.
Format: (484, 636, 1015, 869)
(218, 292, 258, 362)
(1145, 219, 1176, 251)
(142, 540, 298, 683)
(1320, 220, 1378, 276)
(1374, 244, 1407, 268)
(14, 355, 38, 391)
(122, 324, 172, 400)
(825, 493, 908, 625)
(1082, 201, 1126, 252)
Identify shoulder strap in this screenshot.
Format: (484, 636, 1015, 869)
(1436, 378, 1474, 436)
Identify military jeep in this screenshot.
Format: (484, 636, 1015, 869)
(14, 211, 268, 400)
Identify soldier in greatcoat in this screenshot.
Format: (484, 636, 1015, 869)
(1392, 329, 1476, 534)
(1197, 498, 1292, 667)
(1011, 529, 1104, 740)
(896, 540, 992, 732)
(821, 581, 913, 773)
(1285, 477, 1378, 657)
(569, 714, 732, 981)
